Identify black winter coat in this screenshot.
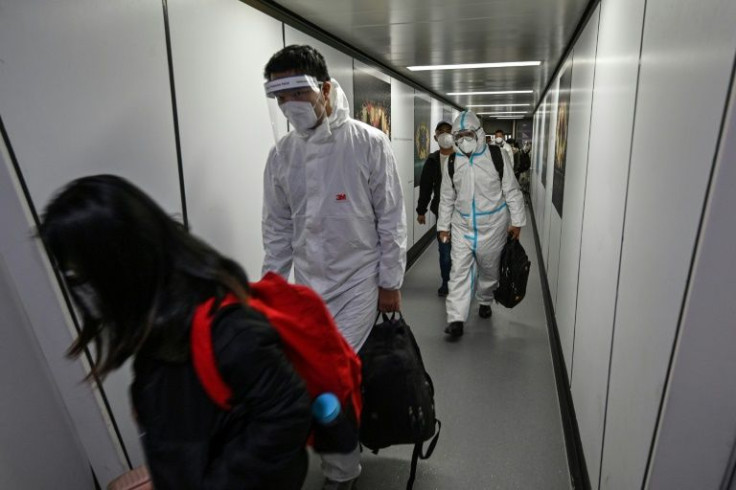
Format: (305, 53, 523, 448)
(131, 305, 312, 490)
(417, 150, 444, 217)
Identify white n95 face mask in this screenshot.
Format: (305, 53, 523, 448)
(495, 137, 504, 145)
(458, 136, 477, 154)
(438, 133, 454, 149)
(280, 101, 322, 133)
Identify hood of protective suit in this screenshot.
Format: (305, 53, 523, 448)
(452, 111, 487, 155)
(298, 78, 350, 141)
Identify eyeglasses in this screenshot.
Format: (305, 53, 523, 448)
(274, 87, 320, 105)
(453, 129, 478, 141)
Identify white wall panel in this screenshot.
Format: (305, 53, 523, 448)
(0, 145, 127, 485)
(353, 60, 391, 84)
(530, 111, 541, 216)
(0, 162, 95, 490)
(533, 103, 548, 231)
(390, 79, 415, 247)
(285, 26, 354, 114)
(167, 0, 284, 279)
(555, 7, 600, 374)
(646, 65, 736, 490)
(570, 0, 646, 485)
(600, 0, 736, 487)
(547, 212, 563, 306)
(0, 0, 183, 471)
(0, 0, 181, 214)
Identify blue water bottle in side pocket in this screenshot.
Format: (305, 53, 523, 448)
(312, 393, 359, 454)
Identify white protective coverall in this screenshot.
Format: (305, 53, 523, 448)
(437, 111, 526, 323)
(500, 140, 514, 162)
(262, 79, 407, 351)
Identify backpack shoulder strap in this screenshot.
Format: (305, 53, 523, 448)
(191, 295, 240, 411)
(406, 420, 442, 490)
(488, 145, 504, 181)
(448, 153, 456, 191)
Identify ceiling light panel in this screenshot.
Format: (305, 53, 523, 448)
(447, 90, 534, 95)
(407, 61, 541, 71)
(476, 111, 529, 115)
(468, 104, 531, 108)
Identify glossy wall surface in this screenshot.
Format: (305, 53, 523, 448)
(600, 0, 736, 486)
(530, 0, 736, 487)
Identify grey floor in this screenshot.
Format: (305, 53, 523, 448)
(303, 210, 572, 489)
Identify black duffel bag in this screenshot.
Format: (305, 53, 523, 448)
(359, 312, 441, 490)
(494, 235, 532, 308)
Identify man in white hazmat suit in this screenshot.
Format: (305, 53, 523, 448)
(494, 128, 515, 162)
(437, 111, 526, 338)
(261, 45, 407, 490)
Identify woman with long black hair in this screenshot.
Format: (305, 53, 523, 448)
(40, 174, 312, 489)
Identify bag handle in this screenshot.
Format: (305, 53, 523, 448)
(374, 310, 404, 325)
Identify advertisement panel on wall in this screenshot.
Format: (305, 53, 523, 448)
(413, 93, 431, 184)
(353, 68, 392, 139)
(553, 58, 573, 216)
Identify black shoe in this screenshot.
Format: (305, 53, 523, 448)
(323, 478, 358, 490)
(437, 284, 449, 297)
(479, 304, 492, 319)
(444, 321, 464, 337)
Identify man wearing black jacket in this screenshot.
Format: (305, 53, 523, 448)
(417, 121, 455, 296)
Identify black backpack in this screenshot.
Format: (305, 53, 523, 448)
(448, 144, 504, 190)
(494, 236, 532, 308)
(359, 313, 441, 490)
(517, 150, 531, 173)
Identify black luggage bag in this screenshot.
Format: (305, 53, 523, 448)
(359, 313, 441, 490)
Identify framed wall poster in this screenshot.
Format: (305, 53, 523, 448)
(413, 93, 431, 184)
(353, 68, 391, 139)
(541, 93, 553, 188)
(552, 59, 573, 216)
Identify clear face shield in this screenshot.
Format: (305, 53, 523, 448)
(264, 74, 324, 146)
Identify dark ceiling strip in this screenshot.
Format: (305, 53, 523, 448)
(240, 0, 463, 111)
(0, 114, 133, 469)
(162, 0, 189, 229)
(533, 0, 602, 115)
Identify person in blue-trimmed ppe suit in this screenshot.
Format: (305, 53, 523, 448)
(437, 110, 526, 338)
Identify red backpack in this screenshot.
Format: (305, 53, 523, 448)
(190, 272, 362, 423)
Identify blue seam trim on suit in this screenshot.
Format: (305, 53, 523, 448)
(475, 203, 508, 216)
(460, 111, 467, 130)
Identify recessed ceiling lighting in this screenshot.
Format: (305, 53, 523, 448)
(476, 111, 528, 115)
(467, 104, 531, 108)
(496, 116, 526, 119)
(447, 90, 534, 95)
(407, 61, 541, 71)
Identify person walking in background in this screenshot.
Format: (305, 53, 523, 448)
(437, 112, 526, 338)
(494, 129, 515, 163)
(40, 175, 312, 490)
(261, 44, 407, 490)
(417, 120, 455, 296)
